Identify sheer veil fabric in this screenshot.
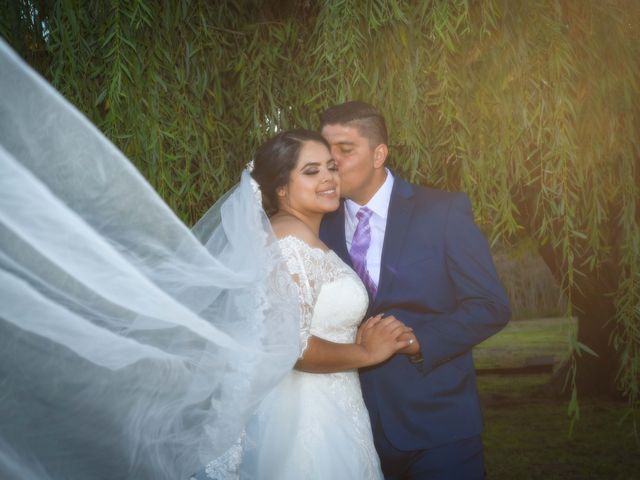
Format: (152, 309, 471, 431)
(0, 39, 301, 479)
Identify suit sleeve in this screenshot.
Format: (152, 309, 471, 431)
(400, 192, 511, 375)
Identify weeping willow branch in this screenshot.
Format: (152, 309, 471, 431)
(3, 0, 639, 432)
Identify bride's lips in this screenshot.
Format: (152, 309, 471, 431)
(317, 187, 337, 197)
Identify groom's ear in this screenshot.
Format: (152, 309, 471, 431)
(373, 144, 388, 169)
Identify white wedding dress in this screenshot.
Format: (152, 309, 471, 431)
(202, 235, 383, 480)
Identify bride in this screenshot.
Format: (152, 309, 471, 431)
(196, 130, 412, 480)
(0, 41, 409, 479)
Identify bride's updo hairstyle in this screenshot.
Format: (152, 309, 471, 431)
(251, 129, 330, 216)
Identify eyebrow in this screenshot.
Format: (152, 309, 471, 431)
(301, 162, 321, 168)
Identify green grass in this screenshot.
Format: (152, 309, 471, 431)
(475, 317, 639, 480)
(474, 316, 576, 370)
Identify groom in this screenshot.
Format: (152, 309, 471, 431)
(319, 101, 510, 479)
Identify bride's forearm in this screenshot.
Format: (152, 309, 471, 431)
(295, 316, 411, 373)
(294, 336, 372, 373)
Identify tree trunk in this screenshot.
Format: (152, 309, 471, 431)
(549, 301, 621, 397)
(538, 242, 622, 397)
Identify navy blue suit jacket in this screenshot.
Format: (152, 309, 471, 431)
(320, 176, 510, 450)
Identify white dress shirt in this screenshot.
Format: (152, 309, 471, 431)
(344, 169, 394, 288)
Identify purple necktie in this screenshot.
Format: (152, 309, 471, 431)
(349, 207, 377, 297)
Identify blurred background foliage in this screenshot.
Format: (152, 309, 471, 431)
(1, 0, 638, 423)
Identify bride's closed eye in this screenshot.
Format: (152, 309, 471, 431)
(302, 165, 338, 175)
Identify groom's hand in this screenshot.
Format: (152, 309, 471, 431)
(361, 314, 420, 356)
(356, 314, 415, 366)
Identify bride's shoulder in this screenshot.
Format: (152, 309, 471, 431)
(270, 215, 328, 253)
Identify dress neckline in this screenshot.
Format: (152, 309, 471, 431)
(278, 235, 332, 257)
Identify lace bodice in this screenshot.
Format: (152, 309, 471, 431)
(198, 236, 382, 480)
(277, 235, 369, 354)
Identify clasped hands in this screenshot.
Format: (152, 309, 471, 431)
(355, 313, 420, 366)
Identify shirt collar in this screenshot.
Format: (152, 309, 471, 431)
(345, 168, 395, 221)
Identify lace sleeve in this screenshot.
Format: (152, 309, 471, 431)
(276, 236, 326, 357)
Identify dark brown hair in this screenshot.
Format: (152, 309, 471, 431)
(251, 129, 329, 216)
(319, 101, 388, 147)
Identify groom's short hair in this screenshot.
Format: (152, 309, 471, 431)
(320, 101, 388, 148)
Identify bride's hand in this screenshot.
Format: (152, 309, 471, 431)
(357, 314, 413, 366)
(356, 314, 412, 343)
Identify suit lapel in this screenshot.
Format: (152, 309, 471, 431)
(373, 177, 415, 309)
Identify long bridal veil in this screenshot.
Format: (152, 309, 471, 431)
(0, 39, 300, 479)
